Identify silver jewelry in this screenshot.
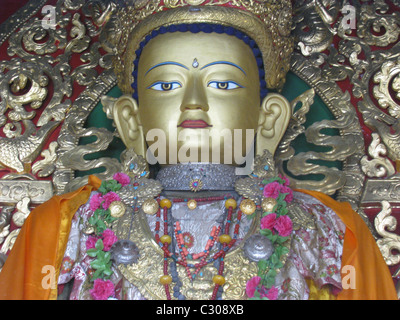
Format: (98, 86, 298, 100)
(156, 163, 242, 191)
(110, 240, 140, 265)
(243, 234, 273, 262)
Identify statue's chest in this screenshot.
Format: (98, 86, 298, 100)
(113, 202, 258, 300)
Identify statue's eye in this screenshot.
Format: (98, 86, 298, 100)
(207, 81, 243, 90)
(148, 81, 182, 91)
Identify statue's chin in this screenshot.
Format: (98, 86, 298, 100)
(158, 161, 239, 167)
(147, 145, 249, 167)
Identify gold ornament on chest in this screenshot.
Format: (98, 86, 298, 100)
(113, 197, 260, 300)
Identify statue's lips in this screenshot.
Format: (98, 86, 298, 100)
(178, 120, 212, 128)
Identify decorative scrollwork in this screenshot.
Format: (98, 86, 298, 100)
(374, 201, 400, 266)
(0, 0, 400, 278)
(373, 57, 400, 119)
(32, 141, 59, 178)
(357, 2, 400, 47)
(11, 197, 31, 228)
(293, 0, 341, 56)
(361, 133, 395, 178)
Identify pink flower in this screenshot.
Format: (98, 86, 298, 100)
(274, 215, 293, 237)
(113, 172, 131, 187)
(263, 181, 294, 203)
(264, 286, 279, 300)
(281, 185, 294, 203)
(246, 276, 261, 298)
(102, 229, 118, 251)
(260, 213, 277, 230)
(86, 236, 99, 250)
(90, 278, 115, 300)
(89, 193, 103, 211)
(280, 174, 290, 186)
(263, 181, 281, 199)
(102, 191, 121, 210)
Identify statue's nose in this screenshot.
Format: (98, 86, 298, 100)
(180, 76, 209, 112)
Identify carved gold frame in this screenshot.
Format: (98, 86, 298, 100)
(0, 1, 399, 296)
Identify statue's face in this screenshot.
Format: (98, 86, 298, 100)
(137, 31, 260, 166)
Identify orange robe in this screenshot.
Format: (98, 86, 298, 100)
(0, 176, 101, 300)
(0, 177, 396, 300)
(297, 189, 397, 300)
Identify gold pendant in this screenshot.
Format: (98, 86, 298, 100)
(189, 179, 203, 192)
(109, 201, 127, 218)
(240, 199, 256, 215)
(142, 198, 159, 215)
(187, 199, 197, 210)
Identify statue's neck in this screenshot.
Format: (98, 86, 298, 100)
(156, 163, 243, 193)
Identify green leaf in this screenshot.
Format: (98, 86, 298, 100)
(262, 209, 276, 217)
(95, 239, 104, 251)
(97, 185, 108, 195)
(97, 250, 106, 261)
(257, 259, 268, 271)
(105, 252, 111, 262)
(88, 216, 98, 225)
(259, 229, 272, 237)
(96, 220, 107, 234)
(94, 208, 105, 216)
(277, 236, 288, 244)
(91, 269, 103, 281)
(277, 193, 286, 203)
(280, 246, 289, 256)
(104, 213, 117, 224)
(99, 180, 122, 194)
(87, 248, 99, 257)
(267, 269, 277, 278)
(262, 176, 284, 185)
(103, 267, 113, 277)
(265, 275, 276, 288)
(280, 206, 288, 215)
(91, 259, 105, 270)
(270, 253, 279, 265)
(270, 234, 278, 243)
(246, 211, 256, 220)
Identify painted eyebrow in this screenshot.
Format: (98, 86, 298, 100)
(200, 61, 246, 75)
(145, 61, 189, 76)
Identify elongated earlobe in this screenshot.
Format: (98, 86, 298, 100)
(112, 95, 146, 158)
(256, 93, 291, 156)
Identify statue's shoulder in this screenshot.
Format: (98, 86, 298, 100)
(289, 191, 346, 233)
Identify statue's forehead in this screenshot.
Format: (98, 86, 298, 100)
(138, 31, 257, 72)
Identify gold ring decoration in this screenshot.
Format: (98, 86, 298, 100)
(142, 198, 159, 215)
(109, 200, 127, 218)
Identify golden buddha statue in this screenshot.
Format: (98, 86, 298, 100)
(0, 0, 396, 300)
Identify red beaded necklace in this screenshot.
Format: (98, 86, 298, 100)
(154, 196, 243, 300)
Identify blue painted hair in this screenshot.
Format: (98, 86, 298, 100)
(131, 23, 268, 102)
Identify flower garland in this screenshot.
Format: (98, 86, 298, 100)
(245, 174, 294, 300)
(82, 170, 294, 300)
(85, 172, 131, 300)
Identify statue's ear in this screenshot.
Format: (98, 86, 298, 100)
(112, 95, 146, 158)
(256, 93, 291, 156)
